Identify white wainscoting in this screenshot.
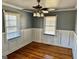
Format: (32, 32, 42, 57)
(2, 28, 77, 59)
(72, 33, 77, 59)
(2, 33, 8, 56)
(32, 28, 43, 42)
(2, 29, 32, 56)
(32, 28, 77, 59)
(2, 56, 7, 59)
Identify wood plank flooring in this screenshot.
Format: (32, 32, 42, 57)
(7, 41, 73, 59)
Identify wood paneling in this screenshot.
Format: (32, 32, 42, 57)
(7, 42, 73, 59)
(2, 29, 32, 56)
(32, 29, 75, 48)
(2, 28, 77, 59)
(32, 28, 77, 59)
(2, 33, 8, 56)
(32, 28, 42, 42)
(2, 56, 7, 59)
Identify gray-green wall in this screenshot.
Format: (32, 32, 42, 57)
(32, 17, 44, 28)
(56, 11, 76, 31)
(2, 10, 5, 32)
(2, 5, 77, 32)
(32, 10, 77, 31)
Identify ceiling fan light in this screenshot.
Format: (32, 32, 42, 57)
(42, 10, 48, 13)
(41, 13, 44, 17)
(37, 12, 40, 17)
(33, 13, 37, 16)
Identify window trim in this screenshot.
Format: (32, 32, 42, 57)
(44, 16, 57, 35)
(4, 11, 21, 40)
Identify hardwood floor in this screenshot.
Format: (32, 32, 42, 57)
(7, 41, 73, 59)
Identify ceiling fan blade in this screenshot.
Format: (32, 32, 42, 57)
(41, 8, 48, 10)
(23, 9, 33, 12)
(41, 8, 48, 13)
(41, 8, 55, 13)
(48, 8, 55, 11)
(33, 6, 37, 8)
(33, 5, 42, 9)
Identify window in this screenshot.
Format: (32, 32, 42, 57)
(4, 12, 20, 40)
(44, 16, 57, 35)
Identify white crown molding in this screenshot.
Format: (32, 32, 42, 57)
(2, 2, 33, 13)
(55, 8, 77, 12)
(2, 2, 23, 10)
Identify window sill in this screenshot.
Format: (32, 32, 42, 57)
(8, 36, 21, 41)
(44, 33, 56, 36)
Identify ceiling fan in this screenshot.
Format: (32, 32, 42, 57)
(32, 0, 48, 13)
(23, 0, 55, 13)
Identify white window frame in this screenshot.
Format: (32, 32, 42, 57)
(4, 11, 21, 40)
(44, 16, 57, 35)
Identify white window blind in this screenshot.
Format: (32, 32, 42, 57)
(5, 12, 20, 40)
(44, 16, 57, 35)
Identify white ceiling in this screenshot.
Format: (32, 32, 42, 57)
(2, 0, 77, 10)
